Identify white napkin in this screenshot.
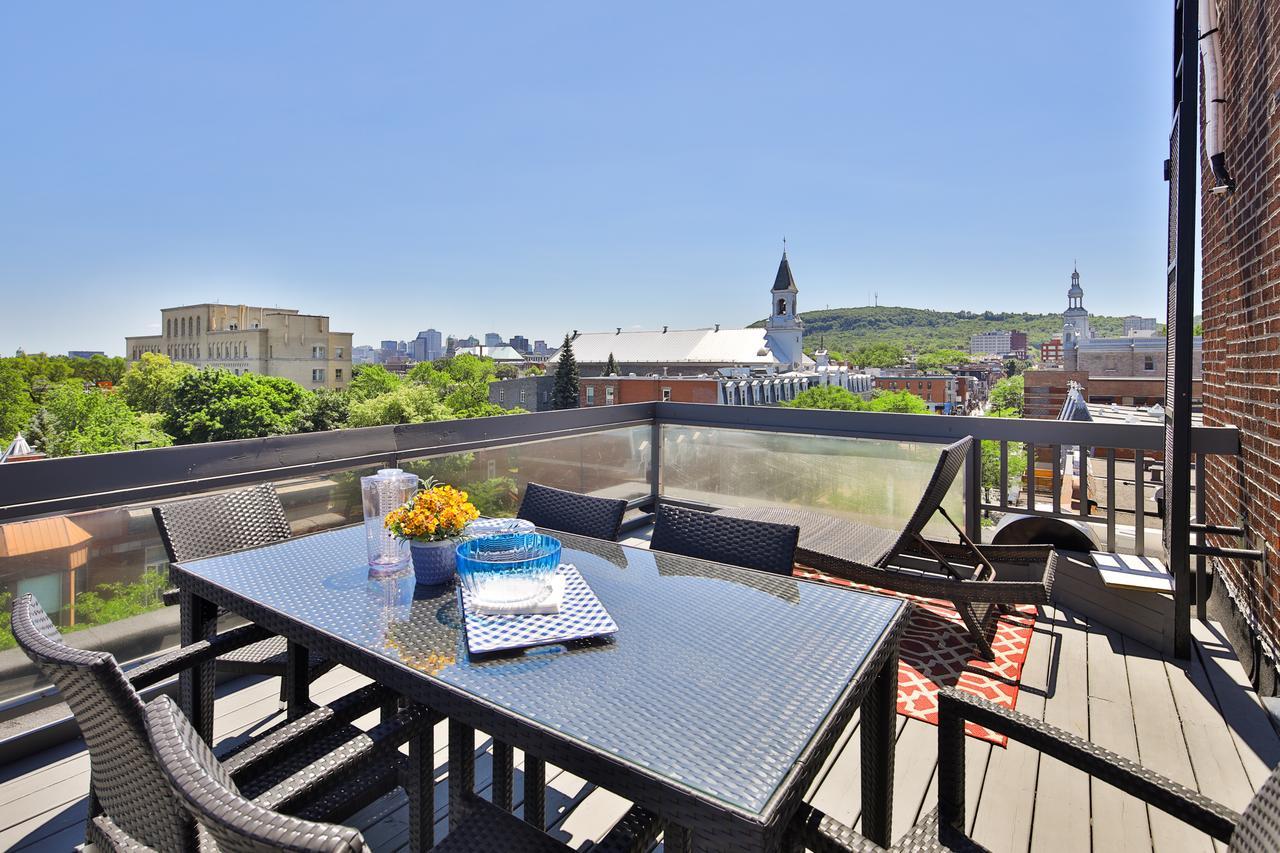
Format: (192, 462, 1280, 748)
(471, 569, 566, 616)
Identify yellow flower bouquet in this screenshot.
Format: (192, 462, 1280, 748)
(384, 480, 480, 584)
(385, 481, 480, 543)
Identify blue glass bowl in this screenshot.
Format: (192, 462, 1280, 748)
(455, 533, 561, 606)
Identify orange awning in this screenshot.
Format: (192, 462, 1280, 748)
(0, 516, 93, 559)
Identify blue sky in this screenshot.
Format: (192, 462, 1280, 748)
(0, 3, 1174, 355)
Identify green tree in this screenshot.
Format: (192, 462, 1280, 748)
(786, 386, 866, 411)
(166, 369, 307, 443)
(347, 364, 401, 401)
(524, 365, 545, 376)
(915, 349, 970, 371)
(604, 352, 620, 376)
(494, 363, 519, 380)
(1002, 357, 1031, 376)
(466, 476, 520, 516)
(118, 353, 196, 413)
(71, 354, 128, 385)
(988, 375, 1025, 417)
(864, 389, 930, 414)
(28, 381, 173, 456)
(346, 384, 455, 427)
(849, 342, 905, 369)
(552, 335, 580, 409)
(296, 389, 350, 432)
(0, 360, 35, 444)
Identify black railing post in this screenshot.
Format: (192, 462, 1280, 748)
(964, 437, 983, 540)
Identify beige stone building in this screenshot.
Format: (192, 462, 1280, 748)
(125, 304, 354, 390)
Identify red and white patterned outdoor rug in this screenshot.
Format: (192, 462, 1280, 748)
(796, 567, 1037, 746)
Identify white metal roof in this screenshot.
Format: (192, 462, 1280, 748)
(548, 328, 813, 367)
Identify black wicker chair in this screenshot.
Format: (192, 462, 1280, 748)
(516, 482, 628, 541)
(11, 593, 433, 852)
(650, 504, 800, 575)
(146, 694, 664, 853)
(786, 686, 1280, 852)
(152, 483, 334, 711)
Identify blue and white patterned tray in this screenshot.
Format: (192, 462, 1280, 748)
(459, 564, 618, 654)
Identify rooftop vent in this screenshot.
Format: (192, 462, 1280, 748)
(714, 324, 720, 332)
(663, 326, 668, 334)
(616, 327, 621, 335)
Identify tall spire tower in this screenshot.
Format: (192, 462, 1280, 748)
(764, 247, 804, 367)
(1062, 264, 1091, 369)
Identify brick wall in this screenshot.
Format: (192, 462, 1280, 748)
(1200, 0, 1280, 660)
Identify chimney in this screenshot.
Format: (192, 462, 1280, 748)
(616, 327, 621, 335)
(572, 330, 579, 339)
(714, 323, 720, 332)
(663, 325, 668, 334)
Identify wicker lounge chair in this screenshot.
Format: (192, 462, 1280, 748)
(11, 593, 433, 852)
(145, 694, 664, 853)
(717, 436, 1056, 658)
(651, 504, 800, 575)
(786, 686, 1280, 852)
(152, 483, 334, 712)
(517, 482, 628, 541)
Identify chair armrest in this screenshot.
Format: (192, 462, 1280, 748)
(87, 814, 160, 852)
(785, 803, 887, 852)
(222, 682, 395, 781)
(161, 587, 181, 608)
(255, 701, 441, 815)
(938, 687, 1240, 844)
(592, 804, 665, 853)
(126, 623, 272, 691)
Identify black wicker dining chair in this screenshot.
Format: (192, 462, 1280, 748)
(146, 693, 665, 853)
(152, 483, 334, 712)
(650, 504, 800, 576)
(11, 593, 433, 852)
(786, 685, 1280, 852)
(516, 482, 628, 541)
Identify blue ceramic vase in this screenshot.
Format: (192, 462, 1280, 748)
(410, 539, 458, 586)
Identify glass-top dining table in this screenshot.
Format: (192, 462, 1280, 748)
(172, 523, 910, 852)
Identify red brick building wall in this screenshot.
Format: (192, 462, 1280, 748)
(1200, 0, 1280, 658)
(579, 377, 720, 406)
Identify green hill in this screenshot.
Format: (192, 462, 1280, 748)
(749, 306, 1128, 354)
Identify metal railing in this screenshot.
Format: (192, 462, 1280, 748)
(0, 402, 1241, 690)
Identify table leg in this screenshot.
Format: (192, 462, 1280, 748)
(448, 720, 475, 832)
(523, 756, 545, 828)
(665, 823, 693, 853)
(178, 589, 217, 744)
(859, 645, 899, 848)
(285, 641, 310, 720)
(408, 707, 434, 852)
(492, 740, 513, 812)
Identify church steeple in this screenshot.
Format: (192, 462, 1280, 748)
(772, 248, 798, 293)
(765, 246, 804, 366)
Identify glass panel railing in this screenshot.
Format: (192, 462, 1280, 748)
(659, 425, 963, 540)
(0, 464, 382, 705)
(399, 425, 653, 517)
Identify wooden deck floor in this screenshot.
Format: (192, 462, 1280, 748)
(3, 572, 1277, 850)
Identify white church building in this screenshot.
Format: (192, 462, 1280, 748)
(547, 251, 868, 396)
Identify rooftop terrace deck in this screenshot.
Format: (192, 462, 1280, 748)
(3, 536, 1276, 851)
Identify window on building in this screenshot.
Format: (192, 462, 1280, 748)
(520, 389, 527, 404)
(777, 298, 787, 316)
(337, 346, 344, 358)
(229, 322, 238, 331)
(605, 386, 615, 405)
(312, 369, 324, 382)
(1144, 355, 1155, 371)
(335, 368, 343, 382)
(662, 387, 672, 401)
(313, 345, 326, 359)
(585, 386, 595, 405)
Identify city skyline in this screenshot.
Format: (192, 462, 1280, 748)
(2, 3, 1173, 354)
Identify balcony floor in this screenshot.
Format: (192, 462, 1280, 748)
(2, 542, 1277, 851)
